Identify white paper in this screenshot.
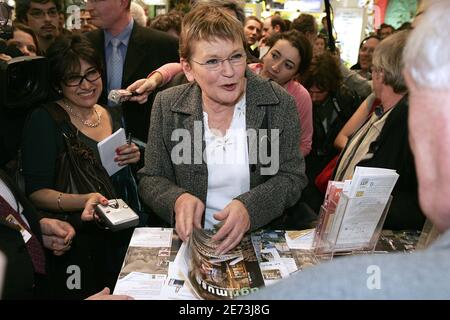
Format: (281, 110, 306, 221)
(128, 227, 173, 248)
(114, 272, 166, 300)
(335, 197, 387, 248)
(280, 257, 299, 274)
(177, 242, 203, 299)
(285, 229, 315, 250)
(349, 166, 399, 198)
(97, 128, 127, 176)
(160, 262, 197, 300)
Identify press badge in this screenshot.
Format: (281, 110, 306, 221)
(6, 214, 32, 243)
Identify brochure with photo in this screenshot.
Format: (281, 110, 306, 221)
(182, 229, 264, 300)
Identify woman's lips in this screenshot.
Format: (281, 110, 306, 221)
(222, 83, 237, 91)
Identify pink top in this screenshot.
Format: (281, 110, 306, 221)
(248, 63, 312, 156)
(152, 62, 313, 156)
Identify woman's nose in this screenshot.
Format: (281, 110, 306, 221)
(20, 46, 31, 56)
(221, 59, 235, 77)
(271, 61, 281, 73)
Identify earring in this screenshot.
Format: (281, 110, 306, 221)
(57, 88, 62, 95)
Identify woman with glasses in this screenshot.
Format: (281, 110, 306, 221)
(21, 34, 141, 299)
(130, 30, 313, 157)
(139, 6, 306, 255)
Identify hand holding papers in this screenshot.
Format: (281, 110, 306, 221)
(97, 128, 127, 176)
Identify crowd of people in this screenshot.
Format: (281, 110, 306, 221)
(1, 0, 448, 300)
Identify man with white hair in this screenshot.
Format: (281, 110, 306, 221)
(244, 0, 450, 299)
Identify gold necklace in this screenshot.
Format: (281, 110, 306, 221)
(63, 100, 101, 128)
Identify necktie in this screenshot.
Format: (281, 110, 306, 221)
(0, 195, 46, 275)
(108, 38, 123, 106)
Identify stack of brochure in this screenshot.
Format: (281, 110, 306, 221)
(314, 167, 399, 255)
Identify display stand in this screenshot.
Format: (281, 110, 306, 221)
(313, 194, 392, 259)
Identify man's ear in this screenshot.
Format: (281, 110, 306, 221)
(274, 25, 281, 33)
(181, 58, 195, 82)
(122, 0, 130, 9)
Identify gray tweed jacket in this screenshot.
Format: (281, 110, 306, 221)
(138, 70, 307, 230)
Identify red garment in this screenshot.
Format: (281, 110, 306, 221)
(315, 155, 339, 194)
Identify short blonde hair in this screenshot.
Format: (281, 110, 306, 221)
(179, 6, 245, 59)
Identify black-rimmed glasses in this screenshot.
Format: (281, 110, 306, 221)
(62, 69, 102, 87)
(28, 7, 58, 19)
(190, 52, 246, 71)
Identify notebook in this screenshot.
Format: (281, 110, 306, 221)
(97, 128, 127, 176)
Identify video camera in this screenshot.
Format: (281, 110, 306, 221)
(0, 1, 49, 110)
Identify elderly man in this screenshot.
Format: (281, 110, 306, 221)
(244, 0, 450, 299)
(333, 30, 424, 231)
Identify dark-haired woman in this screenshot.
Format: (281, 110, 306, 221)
(21, 35, 141, 299)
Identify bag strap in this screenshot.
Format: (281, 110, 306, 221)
(42, 103, 78, 138)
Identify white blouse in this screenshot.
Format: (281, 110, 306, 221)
(203, 95, 250, 229)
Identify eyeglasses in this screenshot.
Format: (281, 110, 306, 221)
(28, 8, 58, 19)
(190, 52, 247, 71)
(62, 68, 101, 87)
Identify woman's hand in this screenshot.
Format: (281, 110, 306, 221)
(0, 53, 12, 62)
(81, 193, 108, 221)
(126, 72, 163, 104)
(211, 200, 251, 255)
(174, 193, 205, 242)
(40, 218, 76, 256)
(115, 143, 140, 166)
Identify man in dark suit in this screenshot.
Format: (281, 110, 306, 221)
(0, 170, 133, 300)
(0, 169, 75, 299)
(84, 0, 179, 142)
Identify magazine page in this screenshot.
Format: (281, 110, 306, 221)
(184, 229, 264, 300)
(114, 228, 186, 299)
(252, 230, 319, 282)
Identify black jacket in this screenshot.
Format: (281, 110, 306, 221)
(0, 170, 45, 299)
(306, 86, 361, 179)
(85, 21, 179, 142)
(333, 95, 425, 230)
